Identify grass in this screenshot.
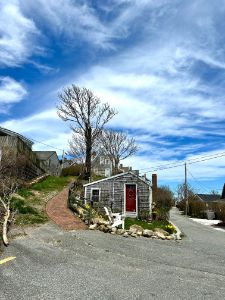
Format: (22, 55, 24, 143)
(125, 217, 169, 231)
(31, 176, 74, 192)
(12, 176, 74, 226)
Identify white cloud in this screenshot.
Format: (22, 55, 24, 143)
(0, 109, 71, 155)
(0, 77, 27, 112)
(0, 0, 40, 67)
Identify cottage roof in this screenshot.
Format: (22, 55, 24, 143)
(221, 184, 225, 200)
(84, 171, 151, 187)
(34, 151, 58, 161)
(196, 194, 221, 202)
(0, 127, 33, 148)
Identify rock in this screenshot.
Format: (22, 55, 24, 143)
(111, 232, 116, 235)
(117, 229, 125, 235)
(107, 225, 112, 232)
(98, 225, 106, 232)
(111, 227, 117, 233)
(123, 232, 129, 238)
(165, 235, 173, 240)
(131, 233, 137, 238)
(129, 225, 144, 235)
(89, 224, 97, 230)
(155, 232, 166, 240)
(153, 228, 169, 236)
(143, 229, 154, 238)
(136, 230, 143, 236)
(103, 226, 109, 233)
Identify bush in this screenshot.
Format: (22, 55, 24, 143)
(61, 164, 83, 176)
(215, 202, 225, 223)
(156, 186, 174, 212)
(188, 200, 206, 218)
(139, 209, 150, 220)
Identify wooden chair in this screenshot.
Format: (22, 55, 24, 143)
(104, 207, 125, 229)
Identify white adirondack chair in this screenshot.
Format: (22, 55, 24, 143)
(104, 207, 125, 229)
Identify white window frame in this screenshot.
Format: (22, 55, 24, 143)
(91, 188, 101, 202)
(100, 156, 105, 165)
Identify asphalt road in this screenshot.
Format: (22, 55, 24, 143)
(1, 208, 225, 300)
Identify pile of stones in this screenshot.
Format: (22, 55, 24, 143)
(89, 222, 176, 240)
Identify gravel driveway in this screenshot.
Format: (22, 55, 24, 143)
(1, 208, 225, 300)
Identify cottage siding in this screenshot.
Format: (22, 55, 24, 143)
(85, 172, 151, 215)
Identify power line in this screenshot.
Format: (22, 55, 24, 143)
(141, 151, 225, 173)
(187, 170, 210, 193)
(29, 137, 65, 152)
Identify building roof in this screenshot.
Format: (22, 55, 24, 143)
(84, 171, 151, 187)
(0, 127, 33, 148)
(34, 151, 58, 161)
(221, 184, 225, 200)
(196, 194, 221, 202)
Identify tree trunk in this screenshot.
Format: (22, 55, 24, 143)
(2, 208, 10, 246)
(85, 128, 92, 180)
(113, 158, 120, 175)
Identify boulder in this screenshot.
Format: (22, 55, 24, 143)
(111, 227, 117, 233)
(155, 232, 166, 240)
(98, 225, 106, 232)
(123, 232, 129, 238)
(165, 235, 173, 240)
(131, 233, 137, 238)
(153, 228, 169, 236)
(143, 229, 154, 238)
(136, 231, 143, 236)
(117, 229, 125, 235)
(129, 225, 144, 235)
(89, 224, 97, 230)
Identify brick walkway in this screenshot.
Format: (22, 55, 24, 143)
(46, 188, 87, 231)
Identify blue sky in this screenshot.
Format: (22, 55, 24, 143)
(1, 0, 225, 194)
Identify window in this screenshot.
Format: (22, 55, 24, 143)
(100, 156, 105, 165)
(91, 189, 100, 202)
(105, 159, 110, 165)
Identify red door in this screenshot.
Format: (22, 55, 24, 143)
(126, 184, 136, 212)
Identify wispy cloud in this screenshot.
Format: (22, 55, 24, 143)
(0, 0, 40, 67)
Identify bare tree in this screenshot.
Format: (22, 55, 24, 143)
(68, 129, 100, 165)
(100, 130, 138, 174)
(0, 149, 20, 246)
(57, 85, 117, 179)
(0, 179, 17, 246)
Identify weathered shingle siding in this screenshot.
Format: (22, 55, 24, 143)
(85, 173, 151, 215)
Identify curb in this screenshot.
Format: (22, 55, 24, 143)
(170, 221, 182, 240)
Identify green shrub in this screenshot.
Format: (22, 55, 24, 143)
(11, 198, 38, 215)
(61, 165, 83, 176)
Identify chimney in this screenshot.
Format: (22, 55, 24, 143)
(152, 174, 157, 204)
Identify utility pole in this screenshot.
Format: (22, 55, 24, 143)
(184, 162, 188, 216)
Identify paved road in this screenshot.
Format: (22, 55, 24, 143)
(1, 209, 225, 300)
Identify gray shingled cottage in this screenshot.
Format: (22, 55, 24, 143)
(84, 171, 152, 218)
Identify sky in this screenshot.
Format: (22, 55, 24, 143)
(1, 0, 225, 194)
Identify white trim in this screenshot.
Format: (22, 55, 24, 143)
(90, 187, 101, 202)
(124, 183, 138, 217)
(84, 171, 151, 187)
(84, 187, 87, 204)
